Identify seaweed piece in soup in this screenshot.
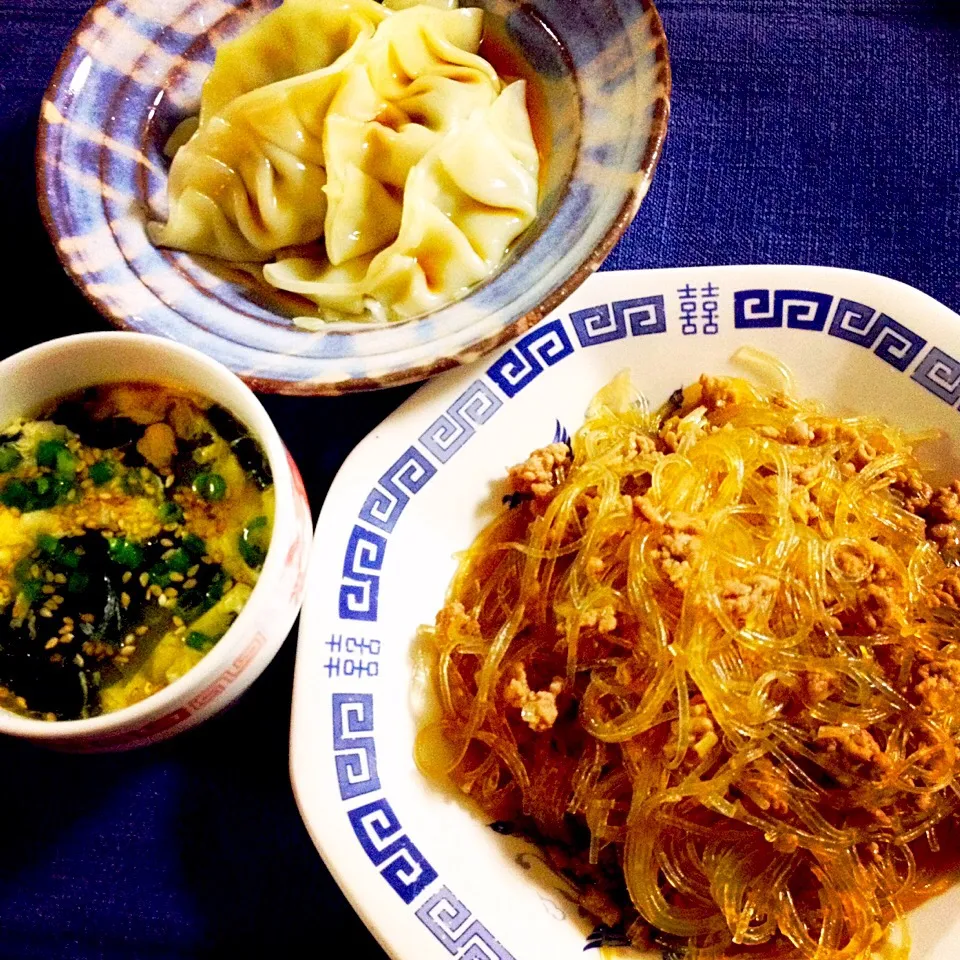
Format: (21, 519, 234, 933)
(205, 405, 272, 489)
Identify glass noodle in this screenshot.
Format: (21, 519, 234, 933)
(417, 351, 960, 959)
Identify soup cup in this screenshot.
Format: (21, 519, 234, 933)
(0, 332, 312, 751)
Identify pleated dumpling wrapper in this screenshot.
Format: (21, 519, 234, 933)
(148, 55, 355, 262)
(198, 0, 390, 123)
(148, 0, 541, 323)
(264, 80, 540, 323)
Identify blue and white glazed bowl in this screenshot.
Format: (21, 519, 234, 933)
(37, 0, 670, 395)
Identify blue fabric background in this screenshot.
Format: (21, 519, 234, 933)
(0, 0, 957, 957)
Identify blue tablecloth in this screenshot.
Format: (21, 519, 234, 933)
(0, 1, 957, 957)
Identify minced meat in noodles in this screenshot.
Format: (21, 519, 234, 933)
(417, 354, 960, 960)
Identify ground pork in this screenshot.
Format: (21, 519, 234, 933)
(919, 481, 960, 546)
(695, 374, 739, 411)
(507, 442, 572, 500)
(720, 574, 780, 623)
(914, 659, 960, 714)
(436, 601, 481, 639)
(581, 605, 618, 634)
(504, 663, 564, 733)
(737, 757, 790, 815)
(651, 514, 705, 590)
(816, 724, 890, 769)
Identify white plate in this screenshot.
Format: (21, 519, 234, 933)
(291, 266, 960, 960)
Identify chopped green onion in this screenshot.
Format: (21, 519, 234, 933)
(148, 562, 171, 588)
(166, 548, 191, 574)
(192, 472, 227, 502)
(55, 448, 79, 477)
(238, 515, 270, 569)
(204, 571, 226, 610)
(108, 537, 144, 570)
(1, 479, 30, 510)
(0, 444, 22, 473)
(21, 580, 42, 604)
(36, 533, 59, 555)
(36, 439, 67, 469)
(89, 460, 115, 486)
(185, 631, 213, 652)
(0, 476, 71, 512)
(121, 470, 145, 495)
(159, 501, 184, 523)
(182, 533, 206, 557)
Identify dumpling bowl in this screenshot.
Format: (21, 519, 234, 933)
(0, 333, 313, 752)
(37, 0, 670, 394)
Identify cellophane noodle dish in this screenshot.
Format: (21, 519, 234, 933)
(148, 0, 541, 326)
(418, 354, 960, 959)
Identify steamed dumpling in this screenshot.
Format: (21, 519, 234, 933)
(360, 6, 499, 111)
(198, 0, 389, 123)
(150, 0, 542, 323)
(320, 8, 501, 266)
(149, 54, 356, 261)
(264, 81, 540, 319)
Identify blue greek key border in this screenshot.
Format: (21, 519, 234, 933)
(331, 693, 515, 953)
(336, 295, 672, 622)
(732, 288, 931, 374)
(330, 281, 959, 956)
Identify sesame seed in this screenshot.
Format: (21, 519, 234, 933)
(186, 565, 199, 577)
(44, 571, 54, 583)
(120, 645, 135, 656)
(44, 712, 56, 722)
(160, 538, 174, 548)
(63, 617, 73, 626)
(39, 608, 53, 618)
(29, 565, 39, 578)
(164, 587, 178, 598)
(135, 625, 149, 636)
(169, 572, 184, 583)
(15, 696, 27, 710)
(61, 633, 74, 644)
(165, 475, 174, 488)
(139, 573, 149, 587)
(41, 585, 55, 595)
(81, 613, 95, 624)
(172, 616, 184, 628)
(44, 638, 58, 650)
(158, 594, 168, 607)
(183, 579, 197, 590)
(122, 571, 132, 584)
(53, 573, 67, 584)
(162, 549, 175, 560)
(121, 592, 131, 608)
